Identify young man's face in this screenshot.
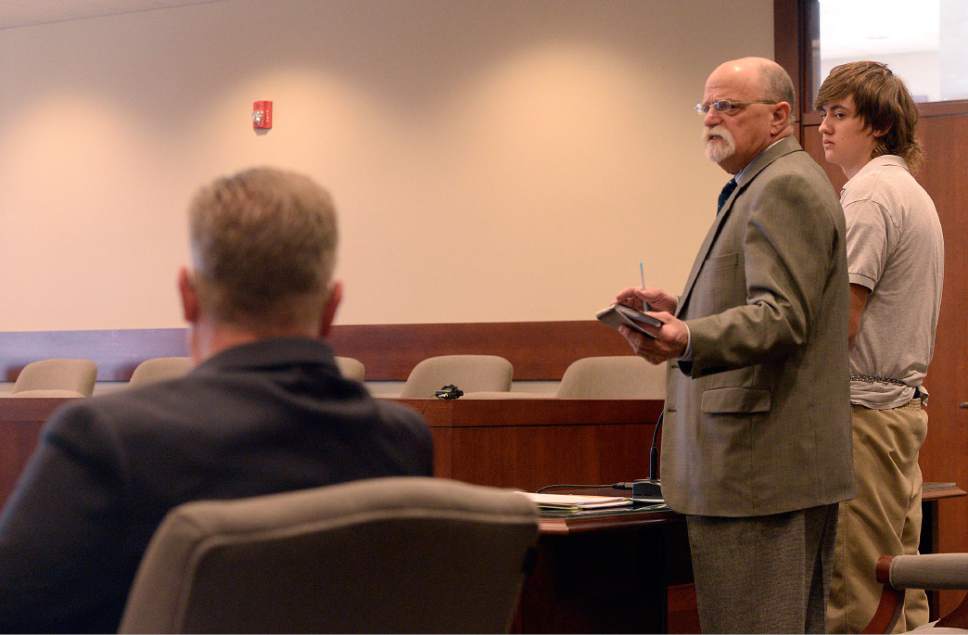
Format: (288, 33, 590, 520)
(817, 95, 880, 177)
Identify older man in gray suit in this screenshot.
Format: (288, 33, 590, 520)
(615, 57, 853, 633)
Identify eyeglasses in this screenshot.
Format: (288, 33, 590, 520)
(695, 99, 778, 115)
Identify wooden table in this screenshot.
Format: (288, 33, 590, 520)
(524, 493, 694, 633)
(396, 398, 663, 492)
(518, 484, 967, 633)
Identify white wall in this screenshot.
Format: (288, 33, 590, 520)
(0, 0, 773, 330)
(822, 51, 941, 102)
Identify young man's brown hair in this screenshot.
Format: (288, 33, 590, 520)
(817, 61, 923, 170)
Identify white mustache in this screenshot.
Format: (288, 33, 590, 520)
(703, 125, 731, 142)
(703, 124, 735, 163)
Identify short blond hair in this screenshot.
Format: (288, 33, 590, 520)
(188, 167, 338, 331)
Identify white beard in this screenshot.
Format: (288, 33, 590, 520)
(703, 125, 736, 164)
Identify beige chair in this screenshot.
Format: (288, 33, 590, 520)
(334, 356, 366, 382)
(399, 355, 513, 398)
(119, 477, 538, 634)
(555, 356, 664, 399)
(464, 356, 664, 400)
(11, 358, 97, 397)
(864, 554, 968, 633)
(129, 357, 194, 387)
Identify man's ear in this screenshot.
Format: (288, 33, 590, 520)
(771, 101, 792, 133)
(178, 267, 200, 324)
(318, 280, 343, 338)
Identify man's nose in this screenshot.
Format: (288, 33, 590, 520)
(704, 108, 721, 127)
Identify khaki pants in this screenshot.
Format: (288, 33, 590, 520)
(826, 401, 929, 634)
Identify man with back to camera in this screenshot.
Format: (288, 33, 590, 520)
(0, 167, 433, 632)
(613, 57, 853, 633)
(817, 61, 944, 634)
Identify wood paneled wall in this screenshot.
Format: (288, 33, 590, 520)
(791, 0, 968, 611)
(0, 320, 633, 382)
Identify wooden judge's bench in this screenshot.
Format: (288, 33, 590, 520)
(0, 322, 666, 507)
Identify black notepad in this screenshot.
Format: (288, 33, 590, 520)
(596, 303, 662, 338)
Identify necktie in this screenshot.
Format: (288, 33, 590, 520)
(717, 178, 737, 215)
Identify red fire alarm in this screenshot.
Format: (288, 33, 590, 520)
(252, 100, 273, 129)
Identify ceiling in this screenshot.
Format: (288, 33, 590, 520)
(0, 0, 220, 30)
(0, 1, 945, 59)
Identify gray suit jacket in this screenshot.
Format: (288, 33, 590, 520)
(663, 136, 854, 517)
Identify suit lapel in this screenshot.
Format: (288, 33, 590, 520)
(676, 205, 732, 318)
(676, 137, 803, 318)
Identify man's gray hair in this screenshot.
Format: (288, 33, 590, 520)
(761, 63, 797, 125)
(188, 167, 338, 330)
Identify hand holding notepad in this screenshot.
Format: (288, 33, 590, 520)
(596, 303, 663, 338)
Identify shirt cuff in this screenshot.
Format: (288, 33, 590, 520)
(848, 272, 876, 290)
(679, 322, 693, 361)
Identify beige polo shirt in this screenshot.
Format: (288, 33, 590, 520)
(842, 155, 944, 409)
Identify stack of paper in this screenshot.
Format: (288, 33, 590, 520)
(521, 492, 634, 512)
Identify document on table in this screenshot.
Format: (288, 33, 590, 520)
(520, 492, 634, 511)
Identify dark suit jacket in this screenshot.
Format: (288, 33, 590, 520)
(0, 337, 432, 633)
(663, 136, 854, 517)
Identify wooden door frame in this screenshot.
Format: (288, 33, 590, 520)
(775, 0, 968, 617)
(774, 0, 968, 137)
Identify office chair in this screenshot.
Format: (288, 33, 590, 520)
(11, 358, 97, 397)
(399, 355, 513, 398)
(119, 477, 538, 634)
(129, 357, 193, 387)
(863, 554, 968, 633)
(334, 356, 366, 382)
(555, 356, 665, 399)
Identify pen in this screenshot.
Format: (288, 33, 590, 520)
(640, 261, 651, 311)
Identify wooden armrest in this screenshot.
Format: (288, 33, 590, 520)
(862, 556, 903, 634)
(862, 589, 904, 634)
(876, 554, 894, 584)
(863, 554, 968, 632)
